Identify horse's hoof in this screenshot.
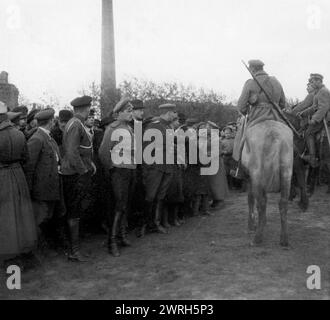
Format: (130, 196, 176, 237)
(280, 239, 289, 248)
(250, 235, 263, 247)
(248, 225, 257, 233)
(280, 244, 291, 250)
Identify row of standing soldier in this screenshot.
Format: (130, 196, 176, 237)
(0, 97, 229, 267)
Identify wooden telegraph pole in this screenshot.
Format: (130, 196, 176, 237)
(101, 0, 117, 116)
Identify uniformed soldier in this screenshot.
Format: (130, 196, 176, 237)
(61, 96, 96, 262)
(25, 108, 40, 140)
(131, 99, 145, 122)
(165, 113, 185, 227)
(7, 111, 23, 129)
(12, 106, 28, 134)
(292, 79, 317, 116)
(24, 109, 65, 243)
(237, 60, 286, 128)
(142, 103, 177, 235)
(299, 74, 330, 167)
(50, 110, 73, 157)
(128, 100, 148, 236)
(98, 98, 136, 257)
(233, 60, 286, 175)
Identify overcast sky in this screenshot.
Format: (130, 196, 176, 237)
(1, 0, 330, 106)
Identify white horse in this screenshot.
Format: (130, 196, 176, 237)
(242, 120, 293, 247)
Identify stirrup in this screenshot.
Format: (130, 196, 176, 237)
(230, 167, 244, 180)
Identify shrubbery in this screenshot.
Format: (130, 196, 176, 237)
(81, 78, 239, 128)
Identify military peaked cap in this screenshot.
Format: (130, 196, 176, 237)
(7, 112, 22, 121)
(310, 73, 324, 81)
(71, 96, 93, 108)
(13, 106, 28, 115)
(248, 60, 265, 68)
(113, 98, 132, 113)
(158, 103, 177, 113)
(131, 99, 144, 110)
(59, 110, 73, 122)
(27, 109, 40, 124)
(35, 108, 55, 121)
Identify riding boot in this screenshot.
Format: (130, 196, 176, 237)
(136, 201, 152, 238)
(154, 201, 168, 234)
(172, 206, 181, 226)
(56, 216, 70, 254)
(120, 216, 131, 247)
(108, 211, 121, 257)
(161, 205, 171, 229)
(303, 135, 318, 168)
(192, 195, 201, 216)
(68, 218, 88, 262)
(211, 200, 225, 211)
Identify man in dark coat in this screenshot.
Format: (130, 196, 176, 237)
(99, 98, 136, 257)
(142, 103, 177, 235)
(24, 108, 65, 233)
(61, 96, 96, 262)
(0, 101, 37, 260)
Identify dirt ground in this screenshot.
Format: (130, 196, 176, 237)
(1, 187, 329, 300)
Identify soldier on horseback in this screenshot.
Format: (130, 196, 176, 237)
(298, 74, 330, 168)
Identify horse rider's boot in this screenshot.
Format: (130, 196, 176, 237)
(303, 135, 319, 168)
(161, 205, 171, 229)
(192, 195, 201, 216)
(230, 163, 245, 180)
(109, 211, 121, 257)
(136, 201, 152, 238)
(68, 218, 88, 262)
(154, 201, 168, 234)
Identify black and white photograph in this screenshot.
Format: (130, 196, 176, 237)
(0, 0, 329, 303)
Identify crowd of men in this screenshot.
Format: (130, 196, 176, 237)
(2, 59, 329, 270)
(0, 96, 231, 268)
